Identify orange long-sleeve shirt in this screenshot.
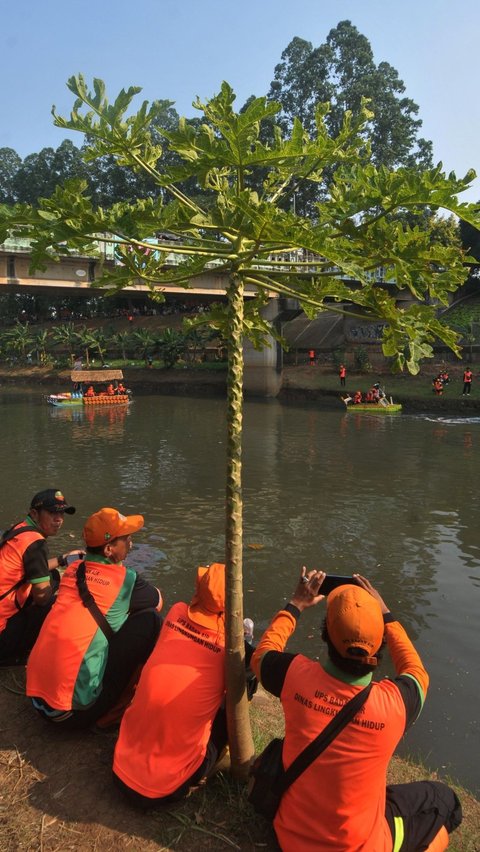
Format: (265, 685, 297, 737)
(252, 606, 429, 852)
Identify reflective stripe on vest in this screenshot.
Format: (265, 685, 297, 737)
(393, 816, 405, 852)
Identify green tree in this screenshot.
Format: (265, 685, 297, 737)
(12, 140, 87, 205)
(0, 147, 21, 204)
(3, 321, 34, 362)
(51, 323, 79, 363)
(74, 325, 109, 366)
(268, 21, 433, 215)
(113, 330, 132, 363)
(1, 76, 479, 776)
(33, 329, 51, 364)
(131, 328, 156, 365)
(460, 211, 480, 263)
(156, 327, 187, 368)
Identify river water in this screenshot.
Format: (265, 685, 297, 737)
(1, 387, 478, 794)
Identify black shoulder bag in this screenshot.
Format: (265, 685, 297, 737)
(75, 561, 115, 642)
(247, 682, 372, 820)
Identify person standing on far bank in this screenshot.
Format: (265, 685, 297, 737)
(251, 571, 462, 852)
(339, 363, 346, 386)
(462, 368, 473, 395)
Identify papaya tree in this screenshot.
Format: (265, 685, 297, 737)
(1, 76, 480, 778)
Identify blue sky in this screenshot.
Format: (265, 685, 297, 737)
(2, 0, 479, 202)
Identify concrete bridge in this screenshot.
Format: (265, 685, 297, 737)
(0, 235, 399, 396)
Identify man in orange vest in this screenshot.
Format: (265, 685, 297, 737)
(462, 368, 473, 395)
(26, 507, 162, 729)
(0, 489, 79, 665)
(308, 349, 315, 366)
(339, 364, 346, 386)
(251, 571, 462, 852)
(113, 563, 255, 806)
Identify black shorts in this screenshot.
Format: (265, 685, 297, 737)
(385, 781, 462, 850)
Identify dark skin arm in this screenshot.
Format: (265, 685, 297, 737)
(30, 581, 53, 606)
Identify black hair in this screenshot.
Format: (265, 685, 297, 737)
(86, 536, 123, 556)
(321, 619, 385, 677)
(85, 544, 109, 555)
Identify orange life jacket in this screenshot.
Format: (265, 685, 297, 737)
(26, 556, 136, 710)
(274, 654, 409, 851)
(0, 522, 45, 632)
(113, 601, 225, 799)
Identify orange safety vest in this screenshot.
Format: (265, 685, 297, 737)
(0, 522, 46, 633)
(26, 556, 136, 710)
(463, 370, 472, 382)
(339, 366, 346, 378)
(274, 654, 409, 851)
(113, 601, 225, 799)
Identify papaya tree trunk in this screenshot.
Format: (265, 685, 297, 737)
(225, 272, 255, 779)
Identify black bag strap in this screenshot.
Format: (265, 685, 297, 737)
(0, 525, 35, 602)
(1, 524, 32, 545)
(75, 561, 115, 643)
(276, 682, 373, 796)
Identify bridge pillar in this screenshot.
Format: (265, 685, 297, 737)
(243, 300, 284, 398)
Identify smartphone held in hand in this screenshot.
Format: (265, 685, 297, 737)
(320, 575, 361, 595)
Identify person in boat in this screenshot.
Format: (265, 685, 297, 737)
(250, 570, 462, 852)
(112, 562, 256, 807)
(26, 507, 163, 729)
(0, 489, 79, 665)
(353, 390, 362, 404)
(106, 383, 115, 396)
(116, 382, 126, 395)
(84, 386, 95, 398)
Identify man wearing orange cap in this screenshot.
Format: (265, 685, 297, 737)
(251, 571, 462, 852)
(112, 562, 241, 806)
(26, 507, 162, 729)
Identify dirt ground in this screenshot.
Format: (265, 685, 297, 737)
(0, 669, 279, 852)
(1, 668, 479, 852)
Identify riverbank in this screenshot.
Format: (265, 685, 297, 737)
(0, 671, 478, 852)
(2, 363, 480, 412)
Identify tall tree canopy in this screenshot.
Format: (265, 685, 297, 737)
(0, 148, 21, 204)
(268, 21, 433, 215)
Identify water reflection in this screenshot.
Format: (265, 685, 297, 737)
(0, 391, 478, 793)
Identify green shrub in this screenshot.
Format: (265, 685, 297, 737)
(353, 346, 372, 372)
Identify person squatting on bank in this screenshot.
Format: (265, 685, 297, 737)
(251, 570, 462, 852)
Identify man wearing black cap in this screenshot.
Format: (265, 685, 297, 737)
(0, 488, 79, 665)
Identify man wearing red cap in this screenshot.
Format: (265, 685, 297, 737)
(252, 571, 462, 852)
(0, 488, 79, 665)
(112, 562, 240, 806)
(26, 507, 162, 729)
